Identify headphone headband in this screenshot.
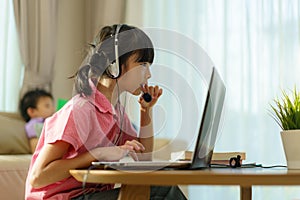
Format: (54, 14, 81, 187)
(114, 24, 122, 77)
(105, 24, 122, 79)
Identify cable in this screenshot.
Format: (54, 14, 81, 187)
(112, 80, 122, 145)
(114, 80, 127, 145)
(82, 165, 97, 200)
(258, 164, 287, 169)
(209, 163, 287, 169)
(209, 155, 287, 169)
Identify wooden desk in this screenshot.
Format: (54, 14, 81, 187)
(70, 168, 300, 200)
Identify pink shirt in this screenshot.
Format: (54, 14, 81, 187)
(25, 85, 137, 200)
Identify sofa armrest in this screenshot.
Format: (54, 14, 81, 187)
(0, 155, 32, 200)
(0, 112, 31, 154)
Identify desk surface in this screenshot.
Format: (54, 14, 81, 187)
(70, 168, 300, 187)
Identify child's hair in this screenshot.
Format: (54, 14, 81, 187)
(19, 89, 53, 122)
(73, 24, 154, 96)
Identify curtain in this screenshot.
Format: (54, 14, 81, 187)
(126, 0, 300, 199)
(0, 1, 23, 112)
(13, 0, 58, 96)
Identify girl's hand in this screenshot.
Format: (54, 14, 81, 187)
(119, 140, 145, 161)
(139, 84, 163, 109)
(92, 140, 145, 161)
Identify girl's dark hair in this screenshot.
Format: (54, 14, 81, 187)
(73, 24, 154, 96)
(19, 89, 53, 122)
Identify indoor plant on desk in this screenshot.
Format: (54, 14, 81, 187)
(270, 87, 300, 169)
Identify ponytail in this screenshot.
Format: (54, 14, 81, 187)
(74, 65, 93, 96)
(73, 51, 110, 96)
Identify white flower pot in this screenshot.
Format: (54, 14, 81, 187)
(281, 130, 300, 169)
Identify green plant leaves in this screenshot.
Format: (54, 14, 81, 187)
(270, 87, 300, 130)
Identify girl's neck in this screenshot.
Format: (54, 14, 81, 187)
(96, 78, 120, 106)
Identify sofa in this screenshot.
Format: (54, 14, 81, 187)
(0, 112, 32, 200)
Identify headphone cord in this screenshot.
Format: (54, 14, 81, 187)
(114, 80, 127, 145)
(82, 165, 97, 199)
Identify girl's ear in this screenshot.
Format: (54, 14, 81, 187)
(119, 63, 125, 76)
(27, 107, 37, 118)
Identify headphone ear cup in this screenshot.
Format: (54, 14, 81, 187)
(106, 63, 120, 79)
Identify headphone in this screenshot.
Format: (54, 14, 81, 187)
(229, 155, 242, 168)
(105, 24, 122, 79)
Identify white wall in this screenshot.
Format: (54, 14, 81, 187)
(52, 0, 86, 101)
(52, 0, 126, 101)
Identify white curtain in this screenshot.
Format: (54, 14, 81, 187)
(134, 0, 300, 199)
(13, 0, 58, 96)
(0, 1, 23, 112)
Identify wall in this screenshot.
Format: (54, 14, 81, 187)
(85, 0, 125, 42)
(124, 0, 143, 27)
(52, 0, 125, 101)
(52, 0, 86, 101)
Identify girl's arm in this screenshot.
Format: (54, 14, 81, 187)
(30, 140, 143, 188)
(138, 107, 154, 160)
(137, 85, 163, 161)
(30, 141, 92, 188)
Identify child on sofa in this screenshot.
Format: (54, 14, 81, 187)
(19, 89, 55, 153)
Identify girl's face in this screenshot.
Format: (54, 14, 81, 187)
(119, 54, 151, 95)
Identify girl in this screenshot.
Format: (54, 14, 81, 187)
(25, 24, 186, 200)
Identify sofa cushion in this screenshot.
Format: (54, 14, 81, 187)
(0, 112, 31, 154)
(0, 154, 31, 170)
(0, 155, 31, 200)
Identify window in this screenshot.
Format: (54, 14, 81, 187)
(140, 0, 300, 199)
(0, 1, 23, 112)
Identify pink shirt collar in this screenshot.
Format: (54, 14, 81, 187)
(87, 79, 115, 115)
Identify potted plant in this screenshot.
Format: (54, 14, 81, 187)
(270, 87, 300, 169)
